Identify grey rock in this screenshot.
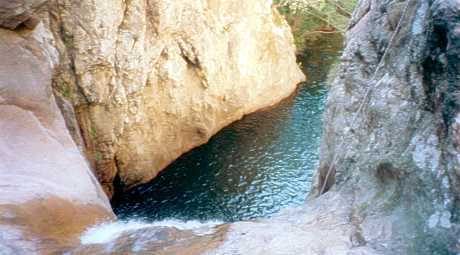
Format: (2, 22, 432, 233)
(313, 0, 460, 253)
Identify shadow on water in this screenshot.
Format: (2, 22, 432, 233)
(112, 32, 344, 223)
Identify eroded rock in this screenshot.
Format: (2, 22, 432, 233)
(0, 24, 113, 252)
(47, 0, 304, 196)
(312, 0, 460, 253)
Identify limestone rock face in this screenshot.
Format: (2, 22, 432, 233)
(0, 0, 47, 29)
(0, 24, 113, 253)
(48, 0, 304, 195)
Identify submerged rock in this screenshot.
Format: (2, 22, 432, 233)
(47, 0, 304, 196)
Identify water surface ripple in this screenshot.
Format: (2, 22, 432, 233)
(113, 34, 343, 222)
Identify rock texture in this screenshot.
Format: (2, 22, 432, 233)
(71, 223, 228, 255)
(8, 0, 460, 253)
(0, 11, 113, 253)
(312, 0, 460, 253)
(208, 192, 381, 255)
(47, 0, 304, 196)
(0, 0, 47, 29)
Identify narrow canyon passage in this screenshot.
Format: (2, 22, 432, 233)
(112, 33, 343, 223)
(3, 0, 460, 253)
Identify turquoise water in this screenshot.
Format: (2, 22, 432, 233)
(113, 34, 342, 222)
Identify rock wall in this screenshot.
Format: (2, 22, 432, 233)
(46, 0, 304, 196)
(3, 0, 458, 254)
(0, 0, 304, 252)
(0, 11, 113, 253)
(312, 0, 460, 253)
(208, 0, 460, 254)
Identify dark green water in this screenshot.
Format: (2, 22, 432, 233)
(112, 33, 343, 223)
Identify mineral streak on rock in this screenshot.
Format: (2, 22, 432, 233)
(311, 0, 460, 253)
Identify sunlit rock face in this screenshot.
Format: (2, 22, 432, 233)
(0, 21, 113, 253)
(47, 0, 304, 196)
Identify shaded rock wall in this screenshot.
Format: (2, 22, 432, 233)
(312, 0, 460, 253)
(0, 9, 113, 253)
(46, 0, 304, 196)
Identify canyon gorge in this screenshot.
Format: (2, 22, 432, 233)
(0, 0, 459, 254)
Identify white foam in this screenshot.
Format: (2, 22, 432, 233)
(80, 219, 223, 245)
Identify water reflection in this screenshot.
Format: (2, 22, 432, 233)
(112, 33, 343, 222)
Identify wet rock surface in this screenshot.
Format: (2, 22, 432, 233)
(71, 224, 228, 255)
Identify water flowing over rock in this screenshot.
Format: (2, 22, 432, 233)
(73, 220, 228, 255)
(47, 0, 304, 196)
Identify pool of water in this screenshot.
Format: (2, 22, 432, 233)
(112, 33, 343, 223)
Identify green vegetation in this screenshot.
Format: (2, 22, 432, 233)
(90, 125, 97, 138)
(61, 85, 71, 98)
(95, 151, 102, 162)
(274, 0, 357, 52)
